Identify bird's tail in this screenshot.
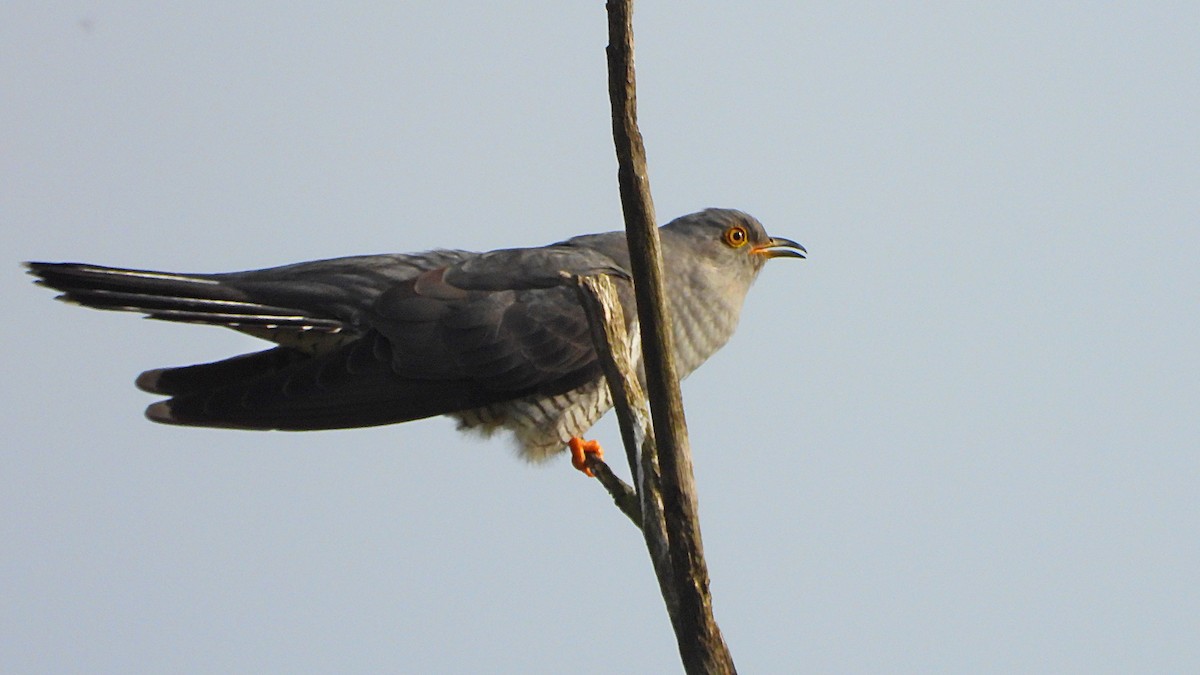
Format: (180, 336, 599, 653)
(25, 262, 343, 331)
(138, 334, 489, 431)
(26, 262, 491, 431)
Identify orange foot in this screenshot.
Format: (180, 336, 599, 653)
(568, 437, 604, 477)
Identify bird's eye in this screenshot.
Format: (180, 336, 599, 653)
(723, 226, 749, 248)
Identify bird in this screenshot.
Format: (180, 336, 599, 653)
(26, 208, 805, 473)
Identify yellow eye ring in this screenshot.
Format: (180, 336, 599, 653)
(723, 225, 749, 248)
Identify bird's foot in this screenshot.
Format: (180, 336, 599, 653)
(568, 437, 604, 477)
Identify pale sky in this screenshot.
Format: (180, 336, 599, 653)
(3, 3, 1198, 673)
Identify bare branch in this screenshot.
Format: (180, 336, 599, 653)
(572, 273, 677, 613)
(605, 1, 736, 672)
(571, 274, 645, 480)
(583, 453, 641, 527)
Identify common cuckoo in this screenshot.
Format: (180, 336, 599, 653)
(27, 208, 804, 472)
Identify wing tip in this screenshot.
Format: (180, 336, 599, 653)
(136, 369, 166, 394)
(144, 400, 179, 425)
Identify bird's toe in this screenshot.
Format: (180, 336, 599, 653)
(568, 437, 604, 477)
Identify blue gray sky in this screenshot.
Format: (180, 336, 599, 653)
(3, 3, 1197, 673)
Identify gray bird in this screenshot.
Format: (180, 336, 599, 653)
(27, 208, 804, 470)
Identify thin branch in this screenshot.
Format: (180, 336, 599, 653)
(583, 453, 641, 527)
(605, 1, 736, 673)
(571, 274, 645, 480)
(572, 273, 676, 611)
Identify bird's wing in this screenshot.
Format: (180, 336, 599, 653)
(98, 244, 633, 431)
(367, 244, 632, 391)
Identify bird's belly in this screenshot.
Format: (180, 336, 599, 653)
(450, 377, 614, 462)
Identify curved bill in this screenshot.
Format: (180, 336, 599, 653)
(752, 236, 807, 259)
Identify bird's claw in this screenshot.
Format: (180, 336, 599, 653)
(569, 437, 604, 477)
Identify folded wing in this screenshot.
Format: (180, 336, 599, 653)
(27, 243, 631, 431)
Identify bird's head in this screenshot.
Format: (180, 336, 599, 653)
(661, 208, 806, 277)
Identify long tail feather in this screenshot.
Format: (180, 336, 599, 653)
(25, 262, 343, 330)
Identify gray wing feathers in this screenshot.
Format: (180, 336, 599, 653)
(27, 242, 630, 431)
(444, 244, 630, 290)
(370, 245, 629, 393)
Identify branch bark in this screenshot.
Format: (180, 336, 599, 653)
(572, 274, 674, 605)
(604, 2, 736, 672)
(584, 454, 642, 527)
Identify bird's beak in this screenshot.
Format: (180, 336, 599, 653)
(752, 237, 807, 259)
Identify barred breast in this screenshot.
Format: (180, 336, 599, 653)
(451, 377, 615, 461)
